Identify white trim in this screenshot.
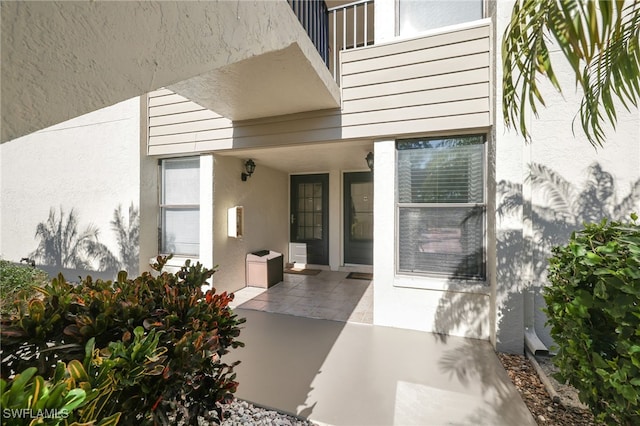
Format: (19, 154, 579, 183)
(393, 274, 490, 295)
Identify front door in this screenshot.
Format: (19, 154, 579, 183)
(344, 172, 373, 265)
(291, 174, 329, 265)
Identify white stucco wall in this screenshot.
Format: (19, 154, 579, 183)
(211, 156, 289, 294)
(494, 0, 640, 352)
(0, 97, 141, 276)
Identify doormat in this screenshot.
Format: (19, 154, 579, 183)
(346, 272, 373, 280)
(284, 268, 322, 276)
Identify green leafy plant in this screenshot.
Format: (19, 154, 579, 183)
(544, 213, 640, 425)
(0, 259, 49, 315)
(0, 359, 121, 426)
(0, 260, 48, 316)
(503, 0, 640, 147)
(0, 257, 245, 424)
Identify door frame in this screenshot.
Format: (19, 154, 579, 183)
(343, 171, 374, 265)
(290, 173, 330, 265)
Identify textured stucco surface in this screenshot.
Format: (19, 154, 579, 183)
(1, 0, 338, 142)
(211, 156, 289, 294)
(0, 97, 141, 273)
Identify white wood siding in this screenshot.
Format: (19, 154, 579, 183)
(148, 20, 492, 156)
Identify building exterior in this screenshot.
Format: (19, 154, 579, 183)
(142, 0, 640, 354)
(1, 0, 638, 354)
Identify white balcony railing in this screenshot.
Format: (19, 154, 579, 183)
(289, 0, 374, 83)
(327, 0, 375, 81)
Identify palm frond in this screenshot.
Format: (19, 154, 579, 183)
(503, 0, 640, 147)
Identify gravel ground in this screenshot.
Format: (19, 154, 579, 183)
(498, 353, 598, 425)
(169, 399, 318, 426)
(219, 400, 317, 426)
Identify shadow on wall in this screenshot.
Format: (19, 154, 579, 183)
(28, 203, 140, 280)
(433, 162, 640, 349)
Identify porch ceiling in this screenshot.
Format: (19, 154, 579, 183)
(217, 140, 374, 174)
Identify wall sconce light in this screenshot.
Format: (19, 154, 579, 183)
(241, 159, 256, 181)
(366, 152, 374, 171)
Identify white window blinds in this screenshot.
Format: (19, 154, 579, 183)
(160, 157, 200, 256)
(397, 136, 485, 279)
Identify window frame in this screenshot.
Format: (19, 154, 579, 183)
(395, 134, 487, 281)
(158, 156, 200, 257)
(395, 0, 486, 37)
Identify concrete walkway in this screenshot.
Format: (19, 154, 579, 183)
(228, 309, 536, 426)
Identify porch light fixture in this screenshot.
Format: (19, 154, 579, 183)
(366, 152, 374, 171)
(241, 159, 256, 181)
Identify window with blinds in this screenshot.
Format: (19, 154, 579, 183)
(160, 157, 200, 256)
(396, 135, 486, 279)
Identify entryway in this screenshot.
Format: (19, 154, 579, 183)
(290, 174, 329, 265)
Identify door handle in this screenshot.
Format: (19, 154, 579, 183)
(291, 214, 295, 224)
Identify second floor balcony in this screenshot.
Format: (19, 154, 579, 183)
(170, 0, 376, 121)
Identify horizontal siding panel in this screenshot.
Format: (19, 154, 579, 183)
(229, 113, 490, 149)
(149, 118, 232, 137)
(148, 88, 175, 98)
(149, 111, 490, 154)
(342, 37, 489, 76)
(148, 138, 234, 156)
(341, 112, 491, 139)
(343, 83, 489, 114)
(232, 112, 342, 139)
(149, 101, 205, 117)
(149, 127, 234, 146)
(342, 52, 490, 87)
(148, 144, 195, 156)
(148, 93, 191, 107)
(230, 126, 344, 149)
(149, 109, 220, 127)
(341, 22, 490, 63)
(343, 68, 488, 101)
(342, 99, 489, 127)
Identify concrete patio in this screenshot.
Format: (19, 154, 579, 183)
(227, 307, 536, 425)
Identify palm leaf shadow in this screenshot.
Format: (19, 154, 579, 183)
(433, 162, 640, 345)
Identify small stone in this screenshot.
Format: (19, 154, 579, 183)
(547, 406, 555, 413)
(537, 414, 546, 422)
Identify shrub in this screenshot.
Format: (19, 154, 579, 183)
(544, 213, 640, 425)
(0, 257, 245, 424)
(0, 259, 48, 315)
(1, 366, 92, 426)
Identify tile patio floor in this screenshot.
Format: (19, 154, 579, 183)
(230, 270, 373, 323)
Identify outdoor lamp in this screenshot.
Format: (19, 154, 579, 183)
(241, 159, 256, 181)
(366, 152, 374, 171)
